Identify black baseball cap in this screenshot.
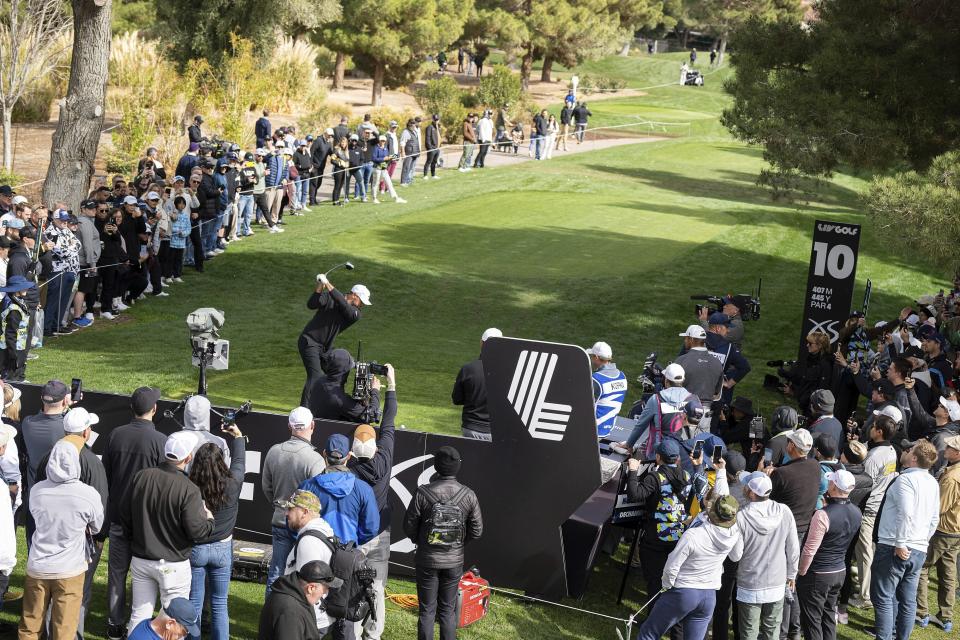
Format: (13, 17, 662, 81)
(41, 380, 68, 403)
(872, 378, 895, 397)
(18, 227, 36, 240)
(0, 237, 12, 249)
(80, 199, 97, 209)
(297, 560, 344, 589)
(0, 185, 14, 197)
(131, 386, 161, 415)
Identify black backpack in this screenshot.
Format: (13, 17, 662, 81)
(421, 486, 469, 547)
(291, 530, 377, 622)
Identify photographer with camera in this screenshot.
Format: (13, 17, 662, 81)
(698, 300, 746, 348)
(174, 395, 230, 468)
(308, 348, 382, 423)
(299, 273, 371, 409)
(780, 332, 840, 418)
(616, 363, 695, 459)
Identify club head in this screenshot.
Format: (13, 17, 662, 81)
(345, 262, 354, 270)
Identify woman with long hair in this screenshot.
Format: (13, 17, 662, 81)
(187, 424, 246, 640)
(1, 383, 21, 509)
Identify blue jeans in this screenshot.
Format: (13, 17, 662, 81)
(266, 525, 295, 597)
(189, 539, 233, 640)
(200, 216, 218, 253)
(637, 588, 716, 640)
(238, 195, 254, 235)
(355, 163, 373, 198)
(534, 135, 544, 160)
(44, 270, 77, 333)
(870, 543, 926, 640)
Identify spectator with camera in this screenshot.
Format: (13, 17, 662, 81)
(175, 394, 230, 466)
(299, 273, 370, 408)
(903, 378, 960, 472)
(626, 439, 701, 640)
(348, 364, 397, 640)
(309, 348, 382, 423)
(404, 446, 483, 640)
(781, 332, 838, 417)
(299, 434, 379, 546)
(452, 328, 501, 441)
(714, 396, 756, 453)
(260, 560, 342, 640)
(261, 407, 326, 595)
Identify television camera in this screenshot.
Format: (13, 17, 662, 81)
(351, 342, 386, 424)
(187, 307, 229, 395)
(691, 278, 762, 321)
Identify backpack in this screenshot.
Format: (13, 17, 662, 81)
(292, 530, 377, 623)
(645, 391, 691, 459)
(421, 485, 469, 547)
(651, 467, 691, 542)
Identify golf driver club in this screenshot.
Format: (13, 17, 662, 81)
(317, 261, 355, 282)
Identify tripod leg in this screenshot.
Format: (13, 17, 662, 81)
(617, 527, 642, 605)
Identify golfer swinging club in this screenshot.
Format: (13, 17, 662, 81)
(298, 264, 372, 408)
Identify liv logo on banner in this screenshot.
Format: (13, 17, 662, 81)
(507, 350, 573, 441)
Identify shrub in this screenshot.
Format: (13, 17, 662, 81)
(11, 74, 63, 124)
(263, 38, 327, 114)
(108, 104, 153, 174)
(415, 77, 467, 143)
(476, 65, 522, 110)
(298, 101, 352, 134)
(0, 168, 23, 187)
(578, 74, 626, 95)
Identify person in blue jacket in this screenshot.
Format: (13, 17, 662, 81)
(299, 434, 379, 545)
(702, 312, 751, 403)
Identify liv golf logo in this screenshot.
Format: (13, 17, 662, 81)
(507, 350, 572, 441)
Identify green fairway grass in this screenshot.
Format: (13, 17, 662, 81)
(5, 52, 953, 639)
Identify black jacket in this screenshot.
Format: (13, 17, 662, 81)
(36, 435, 109, 540)
(293, 150, 313, 174)
(560, 106, 574, 125)
(425, 124, 440, 150)
(102, 417, 167, 525)
(120, 462, 214, 561)
(6, 245, 41, 308)
(97, 219, 127, 263)
(258, 573, 321, 640)
(626, 462, 691, 550)
(308, 349, 381, 423)
(452, 357, 490, 432)
(573, 105, 592, 124)
(404, 475, 482, 569)
(255, 117, 272, 146)
(188, 124, 203, 143)
(196, 435, 246, 544)
(333, 124, 350, 145)
(844, 462, 874, 510)
(770, 456, 820, 535)
(785, 352, 838, 414)
(300, 287, 360, 351)
(197, 173, 220, 221)
(310, 137, 332, 170)
(348, 390, 397, 535)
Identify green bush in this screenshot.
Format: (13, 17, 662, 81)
(578, 74, 626, 95)
(415, 77, 467, 143)
(864, 150, 960, 273)
(109, 104, 153, 175)
(476, 65, 522, 110)
(12, 75, 63, 124)
(0, 168, 23, 187)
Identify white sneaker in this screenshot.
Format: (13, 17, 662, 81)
(84, 313, 94, 321)
(115, 299, 130, 311)
(92, 301, 102, 310)
(144, 284, 153, 294)
(268, 227, 279, 233)
(100, 311, 116, 320)
(433, 175, 440, 179)
(173, 277, 184, 283)
(395, 197, 407, 204)
(212, 248, 225, 255)
(458, 167, 467, 172)
(373, 198, 380, 204)
(275, 227, 285, 233)
(154, 291, 170, 297)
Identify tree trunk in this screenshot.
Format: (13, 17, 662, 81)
(540, 56, 553, 83)
(619, 40, 631, 56)
(717, 33, 728, 67)
(520, 47, 533, 92)
(43, 0, 111, 210)
(371, 62, 384, 107)
(680, 28, 690, 48)
(333, 52, 346, 90)
(1, 107, 11, 172)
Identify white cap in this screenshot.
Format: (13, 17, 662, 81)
(165, 431, 199, 461)
(351, 284, 372, 306)
(281, 148, 292, 156)
(586, 341, 613, 360)
(940, 396, 960, 422)
(288, 406, 314, 430)
(663, 363, 685, 383)
(905, 314, 919, 326)
(255, 148, 266, 156)
(63, 407, 100, 433)
(786, 428, 814, 452)
(11, 195, 27, 206)
(0, 423, 16, 447)
(3, 385, 21, 409)
(826, 469, 856, 493)
(679, 324, 707, 339)
(481, 328, 503, 342)
(873, 404, 904, 424)
(738, 471, 772, 497)
(325, 128, 334, 135)
(145, 191, 161, 201)
(122, 195, 138, 205)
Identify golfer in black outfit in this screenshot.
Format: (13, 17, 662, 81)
(298, 274, 372, 408)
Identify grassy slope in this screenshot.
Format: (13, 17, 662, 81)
(6, 53, 953, 639)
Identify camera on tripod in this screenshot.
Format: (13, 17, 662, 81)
(221, 401, 252, 429)
(691, 278, 762, 321)
(763, 359, 797, 394)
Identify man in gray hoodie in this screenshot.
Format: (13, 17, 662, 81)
(177, 395, 229, 466)
(20, 440, 104, 640)
(735, 471, 799, 640)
